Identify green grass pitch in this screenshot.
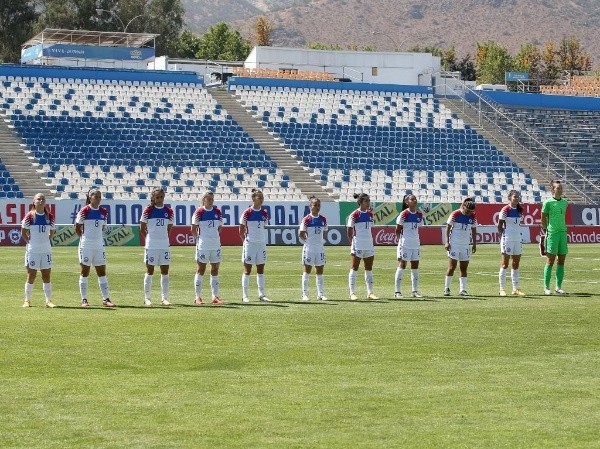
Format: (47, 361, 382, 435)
(1, 244, 599, 449)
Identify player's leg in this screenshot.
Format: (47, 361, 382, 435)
(363, 254, 377, 299)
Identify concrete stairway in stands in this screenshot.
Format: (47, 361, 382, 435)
(207, 87, 338, 201)
(0, 116, 52, 199)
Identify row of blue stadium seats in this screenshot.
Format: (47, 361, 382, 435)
(12, 115, 237, 126)
(36, 157, 276, 169)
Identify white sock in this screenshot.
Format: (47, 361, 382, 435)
(79, 276, 89, 300)
(394, 267, 404, 292)
(242, 273, 250, 298)
(160, 274, 169, 301)
(499, 267, 506, 290)
(511, 269, 519, 291)
(210, 275, 219, 298)
(349, 269, 357, 293)
(144, 274, 153, 301)
(257, 274, 265, 297)
(316, 274, 324, 297)
(98, 276, 110, 300)
(25, 282, 33, 301)
(302, 272, 309, 296)
(459, 276, 467, 292)
(365, 270, 374, 294)
(411, 269, 419, 292)
(194, 273, 203, 298)
(444, 275, 453, 290)
(43, 282, 52, 302)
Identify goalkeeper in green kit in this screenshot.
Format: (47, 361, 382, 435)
(541, 180, 569, 295)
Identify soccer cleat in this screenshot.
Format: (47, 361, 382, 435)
(161, 299, 172, 306)
(349, 293, 358, 301)
(443, 288, 451, 296)
(81, 299, 90, 308)
(555, 288, 567, 295)
(211, 297, 223, 305)
(258, 295, 271, 302)
(241, 297, 250, 303)
(45, 301, 56, 308)
(394, 292, 403, 299)
(512, 289, 525, 296)
(499, 289, 507, 297)
(367, 293, 379, 300)
(317, 295, 328, 301)
(411, 291, 423, 298)
(102, 299, 116, 308)
(22, 300, 31, 308)
(144, 299, 153, 307)
(459, 290, 469, 297)
(544, 288, 552, 295)
(301, 295, 310, 301)
(194, 298, 204, 305)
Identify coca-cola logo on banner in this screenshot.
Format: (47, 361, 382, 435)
(373, 228, 398, 246)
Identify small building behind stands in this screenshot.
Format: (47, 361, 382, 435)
(20, 28, 158, 70)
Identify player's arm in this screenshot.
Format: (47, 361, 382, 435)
(190, 223, 199, 236)
(346, 225, 354, 243)
(239, 223, 247, 241)
(49, 228, 56, 238)
(471, 226, 477, 253)
(444, 223, 452, 250)
(395, 223, 403, 239)
(21, 228, 30, 243)
(497, 218, 505, 234)
(140, 221, 148, 236)
(299, 229, 308, 240)
(75, 222, 83, 237)
(541, 212, 548, 233)
(166, 223, 173, 236)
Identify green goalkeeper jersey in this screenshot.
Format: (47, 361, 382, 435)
(542, 197, 568, 233)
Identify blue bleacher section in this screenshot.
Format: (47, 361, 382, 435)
(234, 84, 546, 203)
(0, 69, 305, 201)
(0, 159, 23, 198)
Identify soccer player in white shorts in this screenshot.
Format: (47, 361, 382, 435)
(239, 189, 271, 303)
(21, 193, 56, 308)
(394, 194, 424, 299)
(140, 188, 174, 307)
(497, 190, 525, 297)
(191, 190, 224, 305)
(299, 196, 328, 301)
(347, 192, 378, 300)
(75, 188, 115, 307)
(444, 198, 478, 296)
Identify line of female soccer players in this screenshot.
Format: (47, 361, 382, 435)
(21, 181, 569, 307)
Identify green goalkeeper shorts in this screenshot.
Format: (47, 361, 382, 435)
(545, 231, 568, 256)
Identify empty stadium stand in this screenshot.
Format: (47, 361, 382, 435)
(232, 81, 547, 203)
(0, 67, 306, 201)
(0, 65, 554, 204)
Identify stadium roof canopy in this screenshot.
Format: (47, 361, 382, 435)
(22, 28, 158, 49)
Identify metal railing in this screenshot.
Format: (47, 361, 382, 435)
(441, 75, 598, 203)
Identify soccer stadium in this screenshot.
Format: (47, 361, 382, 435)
(1, 27, 600, 449)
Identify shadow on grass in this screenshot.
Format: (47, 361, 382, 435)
(388, 297, 439, 302)
(287, 301, 339, 306)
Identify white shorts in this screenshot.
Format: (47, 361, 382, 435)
(25, 251, 52, 270)
(79, 246, 106, 266)
(350, 240, 374, 259)
(447, 245, 471, 262)
(398, 247, 420, 262)
(500, 239, 523, 256)
(242, 241, 267, 265)
(196, 248, 222, 264)
(302, 246, 326, 266)
(145, 248, 171, 266)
